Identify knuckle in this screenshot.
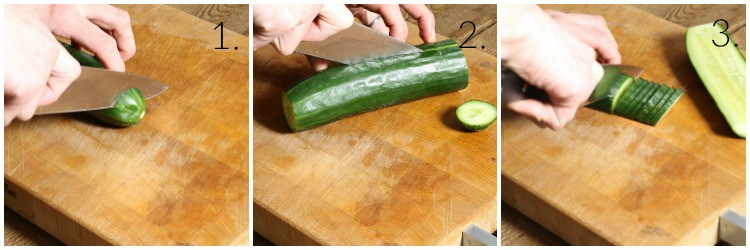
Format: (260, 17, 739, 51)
(115, 9, 131, 26)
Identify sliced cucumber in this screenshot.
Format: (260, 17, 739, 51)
(624, 79, 658, 118)
(635, 84, 669, 122)
(586, 65, 635, 113)
(644, 87, 676, 125)
(613, 79, 646, 116)
(686, 23, 746, 137)
(456, 100, 497, 131)
(648, 88, 683, 125)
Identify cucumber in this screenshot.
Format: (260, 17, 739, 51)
(624, 79, 658, 118)
(613, 79, 646, 116)
(586, 65, 635, 113)
(282, 40, 468, 131)
(456, 100, 497, 131)
(635, 84, 669, 122)
(644, 87, 675, 125)
(86, 88, 146, 127)
(648, 88, 683, 125)
(61, 42, 146, 127)
(686, 23, 746, 137)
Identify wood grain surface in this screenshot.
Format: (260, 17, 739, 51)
(501, 4, 746, 246)
(253, 20, 497, 245)
(4, 4, 249, 246)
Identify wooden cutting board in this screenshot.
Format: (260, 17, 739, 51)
(253, 22, 497, 245)
(501, 4, 745, 246)
(4, 4, 249, 245)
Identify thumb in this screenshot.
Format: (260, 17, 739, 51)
(39, 45, 81, 106)
(271, 20, 313, 55)
(507, 99, 578, 130)
(589, 61, 604, 88)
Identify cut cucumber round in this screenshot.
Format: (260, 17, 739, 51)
(456, 100, 497, 131)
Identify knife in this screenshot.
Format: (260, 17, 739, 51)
(501, 64, 644, 106)
(294, 22, 422, 65)
(35, 67, 168, 115)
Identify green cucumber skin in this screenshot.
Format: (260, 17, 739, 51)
(61, 42, 146, 127)
(613, 79, 646, 116)
(648, 89, 683, 125)
(686, 24, 746, 137)
(586, 65, 635, 113)
(644, 87, 676, 125)
(635, 84, 669, 122)
(618, 80, 650, 117)
(283, 40, 469, 131)
(624, 80, 658, 118)
(86, 88, 146, 127)
(61, 42, 104, 68)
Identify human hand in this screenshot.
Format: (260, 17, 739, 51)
(501, 5, 619, 129)
(253, 5, 354, 54)
(253, 5, 436, 72)
(296, 4, 438, 71)
(4, 4, 135, 126)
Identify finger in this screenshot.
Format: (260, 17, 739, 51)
(590, 61, 604, 86)
(306, 55, 338, 72)
(272, 21, 312, 55)
(17, 88, 44, 122)
(350, 8, 389, 34)
(303, 4, 353, 41)
(57, 16, 126, 71)
(361, 5, 408, 41)
(39, 46, 81, 106)
(401, 4, 436, 43)
(548, 11, 621, 64)
(506, 99, 551, 129)
(507, 99, 578, 130)
(78, 5, 136, 61)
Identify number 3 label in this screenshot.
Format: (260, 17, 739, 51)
(712, 19, 730, 47)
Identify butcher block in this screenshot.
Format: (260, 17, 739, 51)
(4, 5, 249, 245)
(253, 22, 497, 245)
(501, 4, 745, 245)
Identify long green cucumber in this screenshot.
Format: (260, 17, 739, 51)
(282, 40, 468, 131)
(686, 23, 746, 137)
(61, 42, 146, 127)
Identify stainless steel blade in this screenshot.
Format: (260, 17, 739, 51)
(35, 67, 168, 115)
(295, 22, 422, 65)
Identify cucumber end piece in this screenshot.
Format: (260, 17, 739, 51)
(282, 93, 298, 131)
(456, 100, 497, 131)
(86, 87, 146, 127)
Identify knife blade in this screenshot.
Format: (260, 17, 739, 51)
(501, 64, 644, 106)
(35, 67, 168, 115)
(295, 22, 422, 65)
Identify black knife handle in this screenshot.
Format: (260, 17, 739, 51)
(501, 68, 550, 105)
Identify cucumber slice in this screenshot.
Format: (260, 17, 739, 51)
(624, 79, 658, 118)
(613, 79, 646, 116)
(644, 87, 676, 125)
(686, 23, 746, 137)
(456, 100, 497, 131)
(649, 88, 683, 125)
(586, 65, 635, 113)
(635, 84, 669, 122)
